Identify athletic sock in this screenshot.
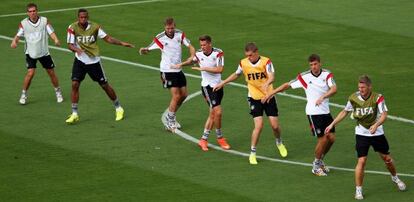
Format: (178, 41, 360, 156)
(202, 129, 210, 140)
(313, 158, 321, 170)
(21, 90, 27, 96)
(167, 111, 176, 120)
(275, 138, 282, 145)
(71, 103, 78, 114)
(356, 186, 362, 192)
(113, 98, 121, 109)
(391, 175, 400, 182)
(54, 87, 61, 93)
(250, 146, 256, 154)
(216, 128, 223, 138)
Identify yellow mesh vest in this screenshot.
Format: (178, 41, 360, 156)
(70, 21, 101, 57)
(240, 56, 273, 100)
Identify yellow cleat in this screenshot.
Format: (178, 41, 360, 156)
(115, 107, 124, 121)
(65, 113, 79, 124)
(277, 143, 288, 158)
(249, 153, 258, 165)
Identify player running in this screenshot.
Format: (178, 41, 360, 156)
(173, 35, 230, 151)
(11, 3, 63, 105)
(65, 9, 134, 124)
(139, 17, 195, 132)
(214, 42, 287, 164)
(262, 54, 336, 176)
(325, 75, 406, 200)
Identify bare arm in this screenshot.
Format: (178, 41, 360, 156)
(213, 73, 240, 91)
(103, 35, 134, 48)
(261, 82, 291, 103)
(369, 111, 387, 134)
(325, 109, 350, 134)
(192, 66, 223, 73)
(10, 35, 20, 48)
(49, 32, 61, 46)
(316, 85, 337, 105)
(68, 43, 84, 55)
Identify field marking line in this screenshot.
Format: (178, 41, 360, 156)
(0, 0, 165, 18)
(161, 91, 414, 178)
(0, 34, 413, 125)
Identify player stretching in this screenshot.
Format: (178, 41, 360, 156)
(325, 75, 406, 200)
(65, 9, 134, 124)
(173, 35, 230, 151)
(11, 3, 63, 105)
(262, 54, 336, 176)
(139, 17, 195, 132)
(214, 42, 287, 164)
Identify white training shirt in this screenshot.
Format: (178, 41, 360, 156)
(289, 69, 335, 115)
(17, 16, 54, 58)
(147, 29, 191, 73)
(66, 23, 107, 64)
(193, 47, 224, 87)
(344, 93, 388, 137)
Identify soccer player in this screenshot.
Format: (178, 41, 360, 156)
(65, 9, 134, 124)
(173, 35, 230, 151)
(139, 17, 195, 132)
(325, 75, 406, 200)
(214, 42, 287, 164)
(10, 3, 63, 105)
(262, 54, 336, 176)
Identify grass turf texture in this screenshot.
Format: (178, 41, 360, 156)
(0, 0, 413, 201)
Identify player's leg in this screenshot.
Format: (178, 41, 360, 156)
(198, 107, 214, 151)
(40, 55, 63, 103)
(66, 58, 85, 124)
(265, 97, 287, 157)
(354, 135, 370, 199)
(20, 55, 37, 104)
(249, 116, 263, 164)
(308, 114, 329, 176)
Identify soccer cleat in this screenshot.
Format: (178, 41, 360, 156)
(217, 137, 231, 150)
(312, 168, 327, 176)
(249, 153, 258, 165)
(56, 91, 63, 103)
(115, 107, 124, 121)
(355, 189, 364, 200)
(175, 121, 182, 129)
(164, 115, 177, 132)
(65, 113, 79, 124)
(198, 139, 209, 151)
(393, 178, 407, 191)
(19, 94, 27, 105)
(276, 143, 288, 158)
(320, 160, 330, 173)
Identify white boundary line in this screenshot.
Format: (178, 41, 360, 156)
(1, 34, 413, 177)
(1, 34, 413, 125)
(0, 0, 165, 18)
(162, 91, 414, 177)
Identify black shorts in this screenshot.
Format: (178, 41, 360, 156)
(71, 58, 108, 85)
(26, 54, 55, 69)
(201, 85, 223, 108)
(307, 114, 335, 137)
(248, 97, 278, 118)
(356, 135, 390, 158)
(160, 71, 187, 88)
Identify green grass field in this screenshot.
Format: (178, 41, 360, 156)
(1, 0, 414, 201)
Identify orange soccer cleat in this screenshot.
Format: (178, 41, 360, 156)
(217, 137, 231, 150)
(198, 139, 209, 151)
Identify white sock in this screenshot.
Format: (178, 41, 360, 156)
(391, 175, 400, 182)
(250, 146, 256, 154)
(356, 186, 362, 192)
(275, 138, 282, 145)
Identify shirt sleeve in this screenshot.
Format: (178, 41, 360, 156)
(344, 100, 354, 111)
(216, 52, 224, 67)
(147, 37, 161, 50)
(377, 95, 388, 113)
(67, 26, 75, 44)
(266, 60, 274, 73)
(235, 64, 243, 75)
(326, 73, 336, 87)
(181, 32, 191, 47)
(98, 27, 107, 39)
(16, 23, 24, 37)
(289, 78, 302, 89)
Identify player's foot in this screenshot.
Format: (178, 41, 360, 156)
(355, 189, 364, 200)
(19, 94, 27, 105)
(312, 168, 327, 176)
(175, 121, 181, 129)
(115, 107, 124, 121)
(249, 153, 258, 165)
(198, 139, 209, 151)
(276, 143, 288, 158)
(320, 160, 330, 173)
(56, 91, 63, 103)
(164, 116, 177, 133)
(392, 178, 406, 191)
(65, 113, 79, 124)
(217, 137, 231, 150)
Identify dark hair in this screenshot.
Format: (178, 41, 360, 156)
(245, 42, 258, 52)
(78, 8, 88, 15)
(164, 17, 175, 25)
(199, 35, 212, 43)
(26, 3, 37, 11)
(359, 75, 372, 86)
(308, 54, 321, 62)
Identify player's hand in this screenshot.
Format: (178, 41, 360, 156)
(121, 42, 135, 48)
(369, 125, 378, 134)
(171, 63, 182, 69)
(325, 124, 333, 134)
(315, 97, 324, 106)
(75, 49, 84, 56)
(139, 47, 149, 55)
(213, 83, 224, 92)
(191, 67, 201, 71)
(261, 94, 271, 104)
(54, 40, 61, 47)
(11, 41, 17, 49)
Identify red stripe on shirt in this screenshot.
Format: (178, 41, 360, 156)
(266, 59, 272, 65)
(376, 96, 384, 104)
(154, 37, 164, 49)
(217, 52, 224, 58)
(19, 23, 23, 28)
(67, 28, 74, 34)
(297, 74, 308, 89)
(326, 73, 333, 80)
(181, 32, 186, 43)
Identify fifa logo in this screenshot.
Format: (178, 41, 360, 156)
(355, 107, 374, 116)
(247, 72, 267, 80)
(77, 35, 96, 43)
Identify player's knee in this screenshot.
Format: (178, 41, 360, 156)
(328, 134, 336, 143)
(382, 155, 393, 164)
(213, 107, 222, 117)
(357, 157, 367, 166)
(71, 81, 80, 89)
(27, 69, 35, 77)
